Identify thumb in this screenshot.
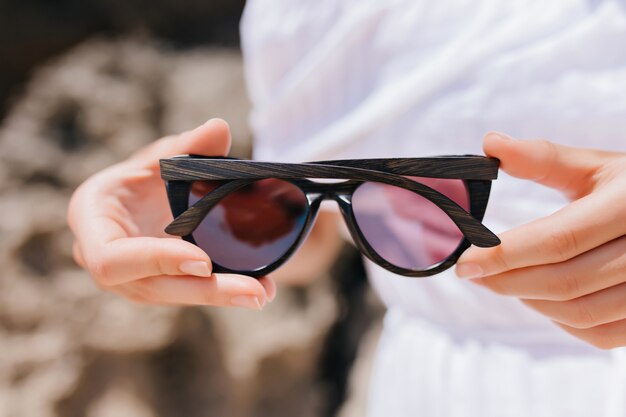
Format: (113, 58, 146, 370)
(483, 132, 604, 199)
(132, 118, 232, 167)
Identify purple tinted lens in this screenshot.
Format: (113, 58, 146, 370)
(189, 179, 308, 272)
(351, 177, 469, 271)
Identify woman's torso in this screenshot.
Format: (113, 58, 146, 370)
(240, 0, 626, 415)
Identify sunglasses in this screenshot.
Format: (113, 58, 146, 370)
(160, 155, 500, 278)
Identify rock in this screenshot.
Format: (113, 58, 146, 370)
(0, 37, 381, 417)
(87, 386, 156, 417)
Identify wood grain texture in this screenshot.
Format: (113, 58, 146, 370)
(160, 155, 499, 181)
(161, 156, 500, 278)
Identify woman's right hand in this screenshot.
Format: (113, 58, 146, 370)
(67, 119, 275, 309)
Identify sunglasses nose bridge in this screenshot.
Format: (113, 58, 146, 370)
(304, 191, 351, 213)
(302, 181, 357, 214)
(305, 191, 338, 205)
(305, 192, 323, 205)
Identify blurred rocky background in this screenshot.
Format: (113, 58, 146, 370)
(0, 2, 383, 417)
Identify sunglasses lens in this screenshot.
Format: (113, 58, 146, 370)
(351, 177, 469, 271)
(189, 179, 309, 272)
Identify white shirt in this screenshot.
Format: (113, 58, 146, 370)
(240, 0, 626, 415)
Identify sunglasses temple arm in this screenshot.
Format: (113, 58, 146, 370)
(164, 179, 254, 236)
(394, 178, 501, 248)
(429, 192, 500, 248)
(163, 170, 500, 248)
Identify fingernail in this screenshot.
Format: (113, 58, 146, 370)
(456, 263, 483, 279)
(179, 260, 212, 277)
(487, 131, 513, 141)
(205, 118, 228, 129)
(230, 295, 263, 310)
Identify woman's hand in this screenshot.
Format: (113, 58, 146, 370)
(456, 133, 626, 349)
(68, 118, 275, 309)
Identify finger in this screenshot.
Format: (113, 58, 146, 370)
(72, 242, 86, 268)
(84, 236, 213, 286)
(473, 235, 626, 301)
(456, 189, 626, 278)
(259, 277, 277, 302)
(555, 319, 626, 350)
(131, 118, 232, 168)
(118, 273, 269, 308)
(107, 284, 155, 305)
(482, 132, 608, 199)
(67, 169, 145, 245)
(521, 281, 626, 330)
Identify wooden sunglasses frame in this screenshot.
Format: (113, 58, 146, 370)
(160, 155, 500, 278)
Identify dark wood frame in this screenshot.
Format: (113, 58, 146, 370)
(160, 155, 500, 278)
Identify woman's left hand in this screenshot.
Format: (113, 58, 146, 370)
(456, 133, 626, 349)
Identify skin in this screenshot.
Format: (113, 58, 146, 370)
(68, 118, 341, 309)
(456, 132, 626, 350)
(68, 119, 274, 309)
(69, 121, 626, 351)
